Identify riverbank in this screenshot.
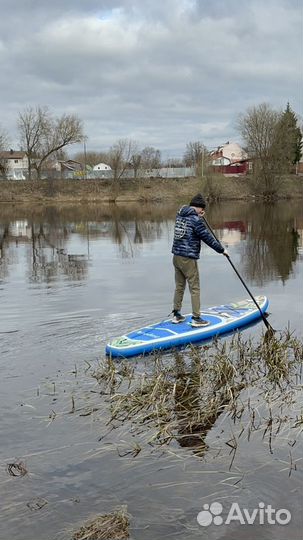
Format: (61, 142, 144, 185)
(0, 175, 302, 204)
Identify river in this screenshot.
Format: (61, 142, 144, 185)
(0, 200, 302, 539)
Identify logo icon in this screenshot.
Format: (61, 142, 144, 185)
(197, 501, 291, 527)
(197, 502, 223, 526)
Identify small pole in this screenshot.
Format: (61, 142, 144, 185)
(83, 136, 87, 180)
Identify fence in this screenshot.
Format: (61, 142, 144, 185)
(1, 166, 196, 181)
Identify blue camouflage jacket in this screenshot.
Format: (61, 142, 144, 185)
(172, 206, 224, 259)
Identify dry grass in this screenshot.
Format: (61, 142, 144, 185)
(1, 175, 302, 204)
(94, 330, 303, 457)
(72, 507, 129, 540)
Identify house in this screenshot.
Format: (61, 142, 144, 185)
(93, 163, 112, 171)
(211, 142, 248, 165)
(210, 142, 250, 176)
(0, 149, 28, 179)
(55, 159, 84, 172)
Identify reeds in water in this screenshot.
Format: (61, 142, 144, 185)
(93, 331, 303, 457)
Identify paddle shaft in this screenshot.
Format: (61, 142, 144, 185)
(202, 216, 274, 333)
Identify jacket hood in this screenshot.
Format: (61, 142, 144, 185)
(178, 205, 197, 217)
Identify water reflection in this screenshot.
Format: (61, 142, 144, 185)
(240, 203, 301, 284)
(109, 204, 166, 257)
(0, 201, 302, 285)
(0, 218, 89, 283)
(207, 201, 302, 285)
(174, 351, 210, 455)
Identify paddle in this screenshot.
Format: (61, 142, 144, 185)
(202, 215, 275, 336)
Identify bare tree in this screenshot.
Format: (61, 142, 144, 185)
(0, 127, 9, 150)
(140, 146, 161, 169)
(236, 103, 297, 196)
(130, 152, 142, 180)
(18, 106, 49, 180)
(53, 148, 69, 163)
(108, 139, 138, 184)
(37, 113, 84, 180)
(0, 126, 10, 177)
(162, 157, 185, 167)
(18, 106, 84, 180)
(184, 141, 208, 176)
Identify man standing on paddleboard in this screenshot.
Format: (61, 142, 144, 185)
(171, 193, 228, 327)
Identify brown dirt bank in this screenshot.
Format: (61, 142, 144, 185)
(0, 175, 302, 205)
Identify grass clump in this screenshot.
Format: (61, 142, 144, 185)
(73, 507, 129, 540)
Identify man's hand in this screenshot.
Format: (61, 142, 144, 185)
(223, 249, 229, 257)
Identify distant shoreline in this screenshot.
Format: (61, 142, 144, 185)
(0, 176, 302, 204)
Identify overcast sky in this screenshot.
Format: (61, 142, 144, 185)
(0, 0, 301, 158)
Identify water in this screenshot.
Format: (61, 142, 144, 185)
(0, 200, 302, 540)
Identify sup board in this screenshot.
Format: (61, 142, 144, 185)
(105, 296, 269, 358)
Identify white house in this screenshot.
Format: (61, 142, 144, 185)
(93, 162, 112, 171)
(0, 149, 28, 179)
(211, 142, 248, 165)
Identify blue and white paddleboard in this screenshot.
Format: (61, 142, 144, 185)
(105, 296, 269, 358)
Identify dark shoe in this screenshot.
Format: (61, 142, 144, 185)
(172, 310, 186, 323)
(191, 316, 210, 327)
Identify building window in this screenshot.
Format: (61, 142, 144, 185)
(14, 159, 19, 163)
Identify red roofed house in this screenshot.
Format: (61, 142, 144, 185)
(210, 142, 251, 176)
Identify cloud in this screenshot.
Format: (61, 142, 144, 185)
(0, 0, 301, 156)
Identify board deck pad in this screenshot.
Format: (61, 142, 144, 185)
(105, 296, 269, 358)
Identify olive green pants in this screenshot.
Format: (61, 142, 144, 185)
(173, 255, 200, 318)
